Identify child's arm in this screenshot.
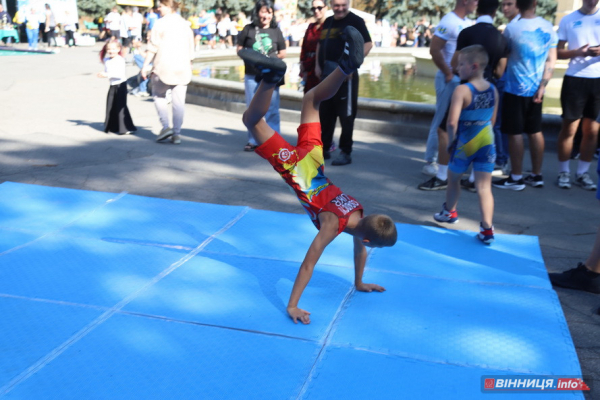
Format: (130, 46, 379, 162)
(446, 85, 470, 142)
(353, 236, 385, 292)
(287, 214, 338, 324)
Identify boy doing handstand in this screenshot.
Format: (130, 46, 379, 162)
(433, 45, 499, 244)
(239, 26, 397, 325)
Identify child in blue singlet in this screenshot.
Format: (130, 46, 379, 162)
(433, 44, 499, 244)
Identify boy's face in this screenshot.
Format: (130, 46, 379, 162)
(501, 0, 518, 20)
(457, 54, 476, 81)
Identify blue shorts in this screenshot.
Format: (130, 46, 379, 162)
(449, 141, 496, 174)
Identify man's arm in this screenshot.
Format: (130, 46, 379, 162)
(494, 57, 507, 80)
(557, 39, 588, 60)
(363, 41, 373, 58)
(430, 35, 452, 82)
(353, 236, 385, 292)
(287, 213, 338, 324)
(533, 47, 556, 103)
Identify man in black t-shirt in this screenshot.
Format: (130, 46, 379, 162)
(315, 0, 372, 166)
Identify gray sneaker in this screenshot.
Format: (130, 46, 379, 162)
(157, 127, 174, 142)
(575, 172, 597, 190)
(557, 171, 571, 189)
(171, 134, 181, 145)
(331, 152, 352, 166)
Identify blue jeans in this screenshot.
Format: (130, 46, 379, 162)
(493, 77, 509, 166)
(26, 28, 38, 49)
(425, 71, 460, 162)
(133, 54, 149, 93)
(244, 75, 280, 145)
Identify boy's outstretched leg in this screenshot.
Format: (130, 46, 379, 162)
(301, 26, 365, 124)
(239, 49, 287, 144)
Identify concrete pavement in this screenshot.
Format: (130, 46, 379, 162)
(1, 42, 599, 398)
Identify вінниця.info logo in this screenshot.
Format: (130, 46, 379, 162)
(482, 376, 591, 393)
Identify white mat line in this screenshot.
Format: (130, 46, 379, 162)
(330, 343, 581, 376)
(294, 250, 376, 399)
(364, 267, 554, 291)
(0, 207, 250, 397)
(0, 191, 128, 257)
(0, 293, 108, 311)
(0, 293, 317, 344)
(119, 310, 317, 343)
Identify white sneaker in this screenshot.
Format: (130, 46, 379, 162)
(557, 171, 571, 189)
(171, 134, 181, 145)
(422, 162, 438, 177)
(156, 127, 174, 142)
(575, 172, 597, 190)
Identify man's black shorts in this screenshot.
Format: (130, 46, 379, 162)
(560, 75, 600, 121)
(501, 92, 542, 135)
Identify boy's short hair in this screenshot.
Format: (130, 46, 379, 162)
(460, 44, 489, 71)
(477, 0, 499, 15)
(516, 0, 535, 12)
(361, 214, 398, 247)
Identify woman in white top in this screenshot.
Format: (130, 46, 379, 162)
(142, 0, 195, 145)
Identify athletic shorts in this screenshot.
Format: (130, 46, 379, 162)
(501, 92, 542, 135)
(561, 75, 600, 121)
(448, 131, 497, 174)
(193, 29, 201, 36)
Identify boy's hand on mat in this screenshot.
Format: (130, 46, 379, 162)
(288, 307, 311, 324)
(356, 283, 386, 293)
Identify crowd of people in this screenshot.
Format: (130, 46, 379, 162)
(92, 0, 599, 306)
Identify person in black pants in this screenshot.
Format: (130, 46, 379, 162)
(315, 0, 372, 166)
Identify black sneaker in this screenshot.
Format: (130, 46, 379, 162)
(238, 48, 287, 84)
(460, 178, 476, 193)
(418, 177, 447, 191)
(549, 262, 600, 294)
(338, 26, 365, 75)
(331, 151, 351, 166)
(492, 176, 525, 191)
(524, 174, 544, 188)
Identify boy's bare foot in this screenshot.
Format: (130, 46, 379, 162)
(338, 26, 365, 75)
(238, 48, 287, 84)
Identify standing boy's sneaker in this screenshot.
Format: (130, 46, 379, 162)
(238, 48, 287, 84)
(492, 176, 525, 191)
(331, 151, 352, 166)
(574, 172, 597, 190)
(434, 202, 458, 224)
(524, 174, 544, 188)
(477, 223, 494, 245)
(549, 262, 600, 294)
(557, 171, 571, 189)
(338, 26, 365, 75)
(418, 176, 448, 191)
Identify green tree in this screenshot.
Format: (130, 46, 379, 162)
(77, 0, 115, 17)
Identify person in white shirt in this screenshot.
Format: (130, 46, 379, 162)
(141, 0, 195, 145)
(129, 7, 144, 43)
(554, 0, 600, 190)
(105, 7, 121, 39)
(419, 0, 476, 190)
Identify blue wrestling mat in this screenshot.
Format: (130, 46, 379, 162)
(0, 182, 584, 399)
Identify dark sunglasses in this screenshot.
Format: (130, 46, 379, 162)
(310, 6, 325, 12)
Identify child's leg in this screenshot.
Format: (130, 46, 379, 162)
(242, 80, 278, 145)
(445, 170, 462, 210)
(474, 170, 494, 229)
(300, 68, 348, 124)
